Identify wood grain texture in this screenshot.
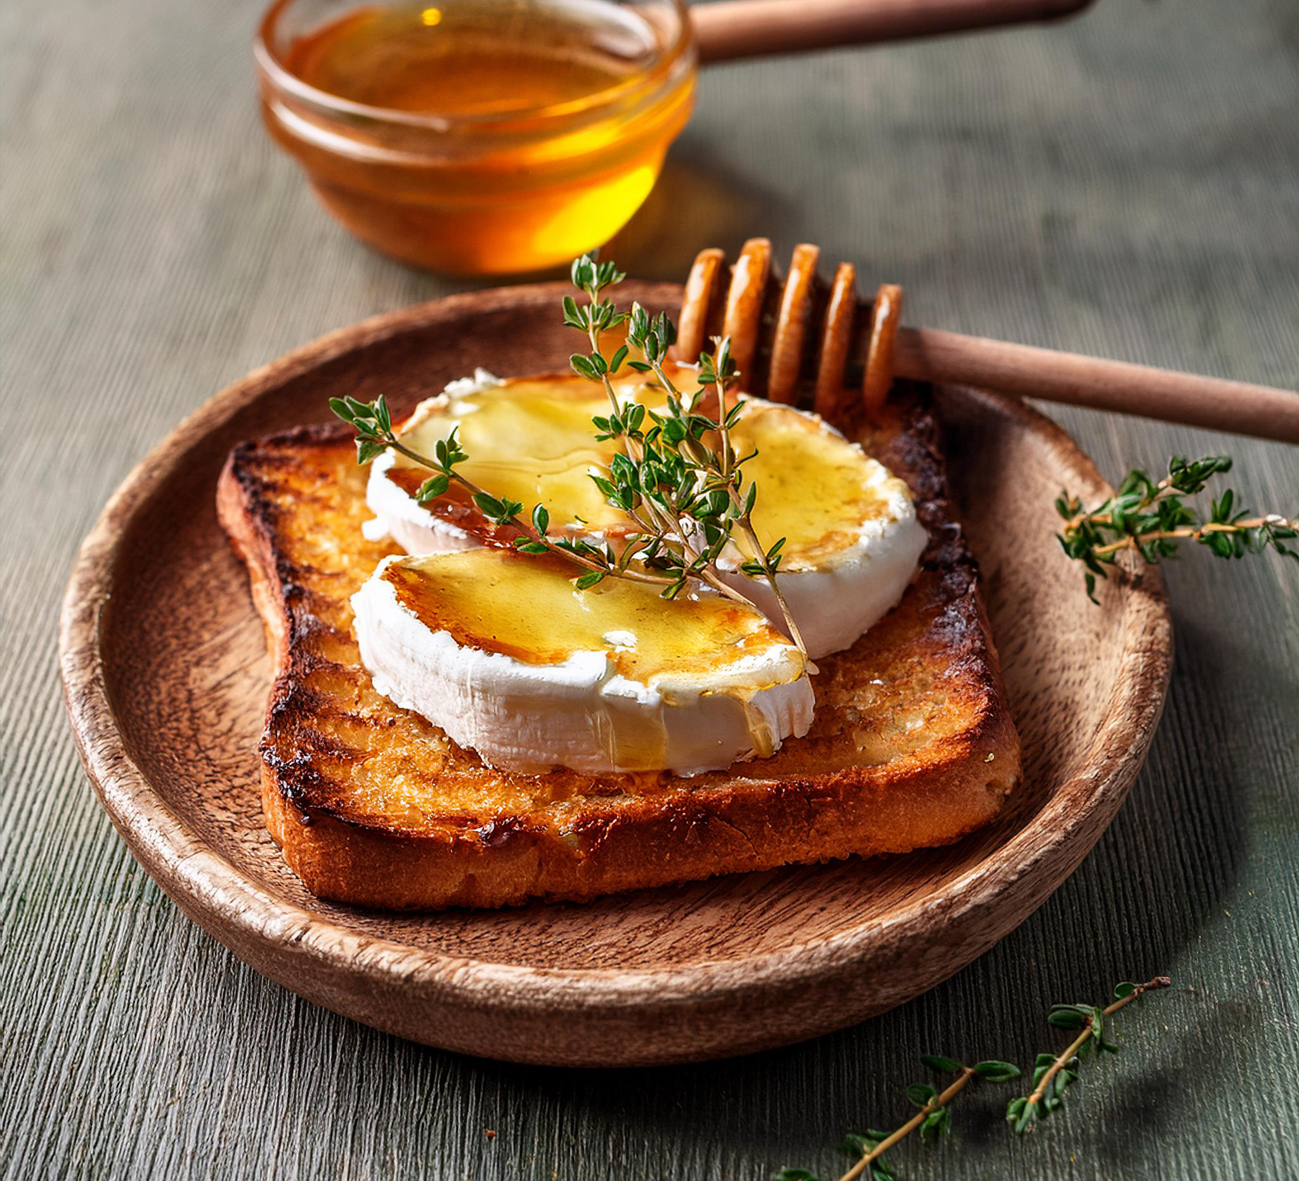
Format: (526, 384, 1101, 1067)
(3, 0, 1297, 1175)
(679, 240, 1299, 439)
(892, 327, 1299, 442)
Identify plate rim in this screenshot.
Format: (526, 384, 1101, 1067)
(58, 282, 1173, 1027)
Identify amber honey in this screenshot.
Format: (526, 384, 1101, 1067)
(384, 548, 790, 683)
(389, 370, 897, 567)
(257, 0, 695, 274)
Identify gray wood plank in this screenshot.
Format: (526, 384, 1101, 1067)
(2, 0, 1296, 1177)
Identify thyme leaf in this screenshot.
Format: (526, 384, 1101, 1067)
(776, 977, 1170, 1179)
(1058, 456, 1296, 601)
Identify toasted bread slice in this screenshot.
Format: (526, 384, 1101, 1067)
(217, 382, 1019, 909)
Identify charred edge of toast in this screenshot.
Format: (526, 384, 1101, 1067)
(223, 422, 354, 627)
(219, 423, 358, 794)
(217, 387, 1020, 906)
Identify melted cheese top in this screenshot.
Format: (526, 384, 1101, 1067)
(382, 548, 804, 690)
(386, 367, 906, 570)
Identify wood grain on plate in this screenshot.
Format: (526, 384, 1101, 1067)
(58, 282, 1171, 1067)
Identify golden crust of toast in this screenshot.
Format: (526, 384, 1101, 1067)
(217, 383, 1019, 909)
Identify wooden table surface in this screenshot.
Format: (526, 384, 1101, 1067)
(3, 0, 1296, 1177)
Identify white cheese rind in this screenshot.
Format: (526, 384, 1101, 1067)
(365, 448, 477, 552)
(363, 369, 501, 549)
(351, 558, 815, 777)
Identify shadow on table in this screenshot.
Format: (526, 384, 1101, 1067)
(341, 137, 794, 296)
(602, 144, 797, 282)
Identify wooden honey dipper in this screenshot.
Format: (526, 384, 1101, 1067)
(689, 0, 1097, 64)
(671, 240, 1299, 443)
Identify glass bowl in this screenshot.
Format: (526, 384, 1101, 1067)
(255, 0, 696, 275)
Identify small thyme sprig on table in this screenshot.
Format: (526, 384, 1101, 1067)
(1058, 455, 1297, 601)
(1006, 975, 1171, 1133)
(778, 976, 1171, 1178)
(775, 1057, 1021, 1181)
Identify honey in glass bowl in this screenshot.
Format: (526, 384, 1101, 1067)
(256, 0, 696, 275)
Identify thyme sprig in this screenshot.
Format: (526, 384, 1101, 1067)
(560, 255, 756, 610)
(775, 1058, 1021, 1181)
(329, 395, 677, 591)
(778, 977, 1170, 1178)
(328, 253, 807, 657)
(1006, 975, 1171, 1133)
(1058, 455, 1297, 601)
(621, 298, 807, 653)
(564, 253, 805, 650)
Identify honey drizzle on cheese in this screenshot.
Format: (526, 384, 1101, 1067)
(384, 549, 797, 683)
(388, 369, 902, 565)
(389, 377, 645, 540)
(728, 402, 895, 569)
(382, 549, 805, 771)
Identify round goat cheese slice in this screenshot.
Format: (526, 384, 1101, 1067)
(365, 367, 927, 658)
(351, 549, 814, 776)
(708, 397, 929, 658)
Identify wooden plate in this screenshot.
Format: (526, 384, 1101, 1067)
(59, 282, 1172, 1067)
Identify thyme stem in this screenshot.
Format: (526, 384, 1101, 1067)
(646, 351, 808, 653)
(384, 439, 674, 589)
(737, 513, 809, 653)
(1090, 516, 1296, 558)
(1023, 976, 1171, 1113)
(839, 1069, 976, 1181)
(1065, 476, 1181, 531)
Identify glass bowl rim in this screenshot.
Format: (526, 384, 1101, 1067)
(255, 0, 695, 132)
